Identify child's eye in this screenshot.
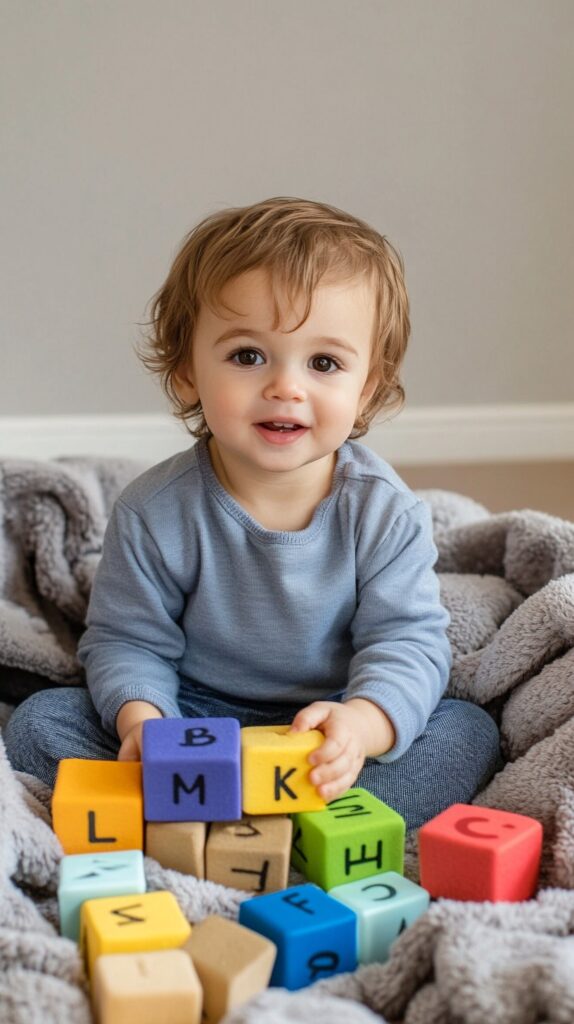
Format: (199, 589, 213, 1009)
(311, 355, 341, 373)
(228, 348, 264, 367)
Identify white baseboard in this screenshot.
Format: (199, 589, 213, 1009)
(0, 405, 572, 465)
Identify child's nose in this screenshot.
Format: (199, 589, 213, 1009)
(262, 367, 307, 402)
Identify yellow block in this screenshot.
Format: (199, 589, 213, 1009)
(81, 890, 192, 978)
(52, 759, 143, 855)
(92, 950, 202, 1024)
(241, 725, 326, 815)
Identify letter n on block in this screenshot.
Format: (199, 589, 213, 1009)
(81, 890, 191, 978)
(241, 726, 326, 814)
(52, 759, 143, 855)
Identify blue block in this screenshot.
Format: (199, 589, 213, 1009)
(58, 849, 145, 941)
(142, 717, 241, 822)
(329, 870, 430, 963)
(239, 883, 357, 990)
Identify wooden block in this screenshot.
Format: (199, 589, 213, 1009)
(206, 816, 292, 893)
(80, 890, 191, 978)
(58, 849, 146, 942)
(239, 883, 357, 991)
(418, 803, 543, 901)
(241, 725, 326, 814)
(182, 914, 276, 1023)
(291, 787, 405, 890)
(52, 759, 143, 855)
(142, 717, 241, 822)
(92, 949, 202, 1024)
(145, 821, 206, 877)
(329, 870, 429, 963)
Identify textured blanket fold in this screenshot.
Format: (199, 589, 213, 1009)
(1, 454, 573, 1023)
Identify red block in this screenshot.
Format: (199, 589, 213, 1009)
(418, 803, 543, 902)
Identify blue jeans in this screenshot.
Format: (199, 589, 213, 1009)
(3, 685, 501, 832)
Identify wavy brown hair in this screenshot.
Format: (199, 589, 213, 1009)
(137, 196, 410, 439)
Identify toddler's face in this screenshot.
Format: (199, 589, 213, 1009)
(175, 267, 377, 478)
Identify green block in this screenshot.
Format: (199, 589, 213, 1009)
(290, 788, 405, 890)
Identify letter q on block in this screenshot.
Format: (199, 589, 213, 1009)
(418, 803, 543, 902)
(241, 726, 326, 814)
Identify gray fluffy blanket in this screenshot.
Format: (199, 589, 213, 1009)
(1, 453, 574, 1024)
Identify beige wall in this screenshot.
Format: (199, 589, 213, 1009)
(1, 0, 573, 417)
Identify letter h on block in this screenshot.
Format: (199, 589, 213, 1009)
(142, 717, 242, 822)
(291, 787, 405, 890)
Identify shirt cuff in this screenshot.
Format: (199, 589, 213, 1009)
(342, 686, 417, 762)
(98, 686, 182, 736)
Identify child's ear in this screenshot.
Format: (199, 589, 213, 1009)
(173, 367, 199, 405)
(359, 372, 379, 412)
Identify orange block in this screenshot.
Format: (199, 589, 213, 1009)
(52, 759, 143, 854)
(418, 803, 543, 901)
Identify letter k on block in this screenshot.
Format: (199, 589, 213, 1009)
(241, 726, 326, 814)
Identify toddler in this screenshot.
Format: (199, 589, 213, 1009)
(4, 197, 500, 829)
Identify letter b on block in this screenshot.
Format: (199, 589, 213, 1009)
(142, 717, 241, 822)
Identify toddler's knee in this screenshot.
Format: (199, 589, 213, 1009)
(4, 689, 54, 766)
(4, 686, 86, 785)
(443, 697, 501, 783)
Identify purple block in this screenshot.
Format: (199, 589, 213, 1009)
(142, 717, 242, 822)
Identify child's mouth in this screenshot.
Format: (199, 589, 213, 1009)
(259, 422, 303, 432)
(254, 422, 308, 444)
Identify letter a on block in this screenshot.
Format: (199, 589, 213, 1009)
(52, 759, 143, 855)
(241, 726, 326, 814)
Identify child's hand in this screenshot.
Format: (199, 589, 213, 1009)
(116, 700, 163, 762)
(289, 698, 395, 802)
(117, 721, 145, 761)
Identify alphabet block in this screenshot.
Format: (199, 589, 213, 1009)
(142, 717, 241, 822)
(238, 883, 357, 991)
(291, 787, 405, 890)
(329, 870, 429, 963)
(58, 849, 146, 942)
(145, 821, 207, 877)
(52, 759, 143, 855)
(418, 802, 543, 901)
(92, 949, 202, 1024)
(182, 915, 276, 1023)
(80, 890, 191, 978)
(205, 815, 292, 893)
(241, 725, 325, 814)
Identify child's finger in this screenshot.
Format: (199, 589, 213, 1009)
(310, 749, 353, 787)
(309, 732, 348, 766)
(316, 769, 359, 802)
(289, 702, 331, 734)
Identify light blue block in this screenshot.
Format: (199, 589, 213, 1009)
(239, 883, 357, 990)
(328, 870, 430, 963)
(58, 849, 146, 941)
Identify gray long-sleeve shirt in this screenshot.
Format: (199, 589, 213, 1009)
(77, 436, 451, 762)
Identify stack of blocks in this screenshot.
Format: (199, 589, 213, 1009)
(52, 716, 544, 1023)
